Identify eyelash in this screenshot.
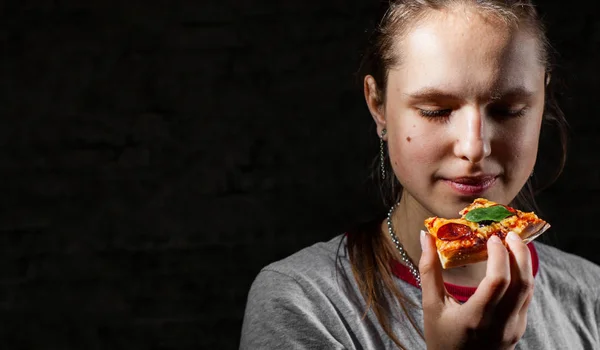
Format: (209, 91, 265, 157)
(490, 107, 528, 119)
(419, 109, 452, 119)
(417, 107, 528, 121)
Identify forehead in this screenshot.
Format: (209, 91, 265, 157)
(389, 7, 544, 98)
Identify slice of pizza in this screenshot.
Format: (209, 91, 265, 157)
(424, 198, 550, 269)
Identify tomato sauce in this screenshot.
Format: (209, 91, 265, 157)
(499, 204, 517, 214)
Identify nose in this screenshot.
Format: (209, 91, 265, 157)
(453, 107, 491, 164)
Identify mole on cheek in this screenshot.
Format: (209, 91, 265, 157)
(406, 136, 411, 142)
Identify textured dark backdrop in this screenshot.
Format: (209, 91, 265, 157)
(1, 1, 599, 349)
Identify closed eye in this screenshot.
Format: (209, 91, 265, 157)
(418, 109, 452, 119)
(417, 106, 528, 122)
(487, 106, 528, 119)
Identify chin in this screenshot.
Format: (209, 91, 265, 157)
(419, 197, 464, 219)
(437, 201, 468, 218)
(428, 191, 504, 218)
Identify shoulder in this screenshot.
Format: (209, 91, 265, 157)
(240, 234, 354, 349)
(533, 241, 600, 296)
(264, 234, 347, 276)
(251, 234, 349, 296)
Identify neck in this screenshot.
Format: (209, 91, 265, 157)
(382, 190, 488, 287)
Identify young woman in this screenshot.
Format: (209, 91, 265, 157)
(240, 1, 600, 349)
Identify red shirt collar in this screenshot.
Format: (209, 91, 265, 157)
(390, 243, 539, 303)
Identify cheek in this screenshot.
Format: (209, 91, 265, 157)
(386, 111, 449, 172)
(388, 127, 444, 178)
(496, 119, 541, 174)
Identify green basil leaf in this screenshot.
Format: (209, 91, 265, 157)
(465, 205, 513, 223)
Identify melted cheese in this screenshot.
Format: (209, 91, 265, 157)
(424, 198, 545, 257)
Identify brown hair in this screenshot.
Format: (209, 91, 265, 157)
(345, 1, 568, 348)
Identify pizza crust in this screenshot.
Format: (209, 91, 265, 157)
(521, 222, 551, 244)
(437, 244, 489, 269)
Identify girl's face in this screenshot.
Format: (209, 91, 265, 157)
(367, 8, 546, 218)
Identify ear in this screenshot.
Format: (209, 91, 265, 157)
(364, 75, 387, 139)
(545, 72, 551, 86)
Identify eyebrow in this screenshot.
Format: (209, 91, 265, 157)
(404, 86, 536, 102)
(489, 87, 536, 101)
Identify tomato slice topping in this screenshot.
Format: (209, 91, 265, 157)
(499, 204, 517, 214)
(437, 223, 473, 241)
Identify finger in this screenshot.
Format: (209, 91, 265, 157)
(466, 235, 511, 310)
(418, 230, 446, 312)
(518, 289, 534, 320)
(504, 231, 535, 314)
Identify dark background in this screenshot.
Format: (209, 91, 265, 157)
(1, 1, 599, 349)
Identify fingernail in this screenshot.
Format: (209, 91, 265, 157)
(489, 235, 502, 244)
(420, 230, 429, 252)
(507, 231, 521, 241)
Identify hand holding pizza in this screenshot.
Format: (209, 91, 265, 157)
(418, 230, 534, 350)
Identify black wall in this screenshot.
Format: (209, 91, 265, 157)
(1, 1, 598, 349)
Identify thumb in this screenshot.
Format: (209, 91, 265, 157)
(419, 230, 446, 309)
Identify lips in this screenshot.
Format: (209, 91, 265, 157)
(443, 175, 497, 195)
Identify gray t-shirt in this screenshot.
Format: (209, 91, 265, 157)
(240, 234, 600, 349)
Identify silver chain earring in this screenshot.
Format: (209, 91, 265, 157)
(380, 128, 387, 180)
